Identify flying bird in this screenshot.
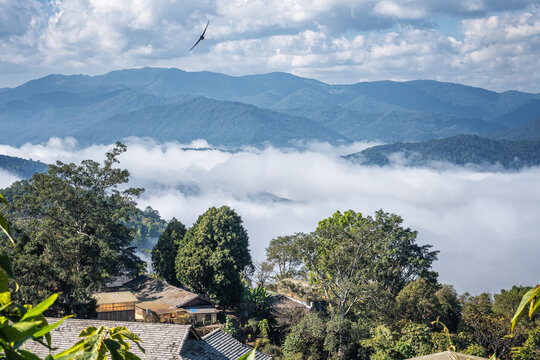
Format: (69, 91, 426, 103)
(189, 20, 210, 51)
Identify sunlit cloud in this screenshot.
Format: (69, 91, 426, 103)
(1, 137, 539, 294)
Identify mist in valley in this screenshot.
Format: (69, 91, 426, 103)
(0, 137, 538, 294)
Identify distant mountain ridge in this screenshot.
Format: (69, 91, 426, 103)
(1, 67, 539, 147)
(0, 154, 48, 178)
(345, 135, 540, 169)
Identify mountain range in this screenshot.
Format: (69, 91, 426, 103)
(2, 67, 540, 147)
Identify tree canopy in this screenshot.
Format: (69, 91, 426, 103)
(175, 206, 253, 307)
(298, 210, 438, 319)
(151, 218, 186, 286)
(5, 142, 144, 316)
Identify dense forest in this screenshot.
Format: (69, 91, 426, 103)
(345, 135, 540, 169)
(0, 143, 538, 360)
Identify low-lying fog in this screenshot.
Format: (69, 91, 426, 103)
(1, 137, 538, 294)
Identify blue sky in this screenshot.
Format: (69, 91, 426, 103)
(1, 0, 540, 92)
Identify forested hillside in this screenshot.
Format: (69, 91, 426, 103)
(345, 135, 540, 169)
(0, 154, 48, 178)
(1, 68, 539, 147)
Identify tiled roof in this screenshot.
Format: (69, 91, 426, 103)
(181, 329, 272, 360)
(184, 307, 220, 314)
(406, 351, 489, 360)
(125, 276, 211, 308)
(92, 291, 138, 305)
(25, 318, 196, 360)
(136, 299, 181, 315)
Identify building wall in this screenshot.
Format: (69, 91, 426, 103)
(97, 310, 135, 321)
(193, 313, 217, 325)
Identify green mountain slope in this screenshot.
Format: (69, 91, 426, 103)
(78, 97, 348, 147)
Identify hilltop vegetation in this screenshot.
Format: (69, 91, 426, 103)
(0, 154, 48, 178)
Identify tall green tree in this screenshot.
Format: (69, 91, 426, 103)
(265, 234, 304, 280)
(151, 218, 186, 286)
(175, 206, 252, 307)
(296, 209, 438, 359)
(6, 142, 144, 316)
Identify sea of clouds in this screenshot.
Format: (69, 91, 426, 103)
(1, 137, 539, 294)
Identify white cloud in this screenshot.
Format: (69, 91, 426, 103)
(1, 1, 539, 91)
(0, 169, 20, 189)
(1, 137, 539, 294)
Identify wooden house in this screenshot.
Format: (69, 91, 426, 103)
(125, 276, 220, 325)
(92, 291, 138, 321)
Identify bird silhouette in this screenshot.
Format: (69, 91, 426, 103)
(189, 20, 210, 51)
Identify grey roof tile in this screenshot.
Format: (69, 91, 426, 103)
(181, 329, 272, 360)
(24, 318, 194, 360)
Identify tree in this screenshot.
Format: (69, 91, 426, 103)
(395, 278, 439, 324)
(512, 326, 540, 360)
(151, 218, 186, 286)
(282, 312, 328, 360)
(266, 234, 304, 280)
(0, 193, 144, 360)
(298, 210, 437, 319)
(252, 260, 275, 288)
(394, 280, 461, 332)
(434, 285, 461, 332)
(124, 206, 167, 246)
(296, 209, 438, 359)
(7, 142, 144, 316)
(175, 206, 252, 307)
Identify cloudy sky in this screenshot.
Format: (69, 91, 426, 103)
(1, 138, 539, 294)
(1, 0, 540, 92)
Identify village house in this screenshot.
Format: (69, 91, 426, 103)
(92, 291, 138, 321)
(25, 318, 272, 360)
(124, 275, 221, 325)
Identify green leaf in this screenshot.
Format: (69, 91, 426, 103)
(112, 328, 144, 354)
(0, 320, 43, 343)
(0, 211, 15, 246)
(511, 286, 540, 333)
(0, 268, 11, 306)
(237, 343, 258, 360)
(53, 340, 84, 360)
(16, 349, 43, 360)
(103, 339, 124, 360)
(79, 326, 98, 337)
(33, 315, 73, 338)
(529, 293, 540, 318)
(0, 254, 16, 280)
(21, 293, 59, 321)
